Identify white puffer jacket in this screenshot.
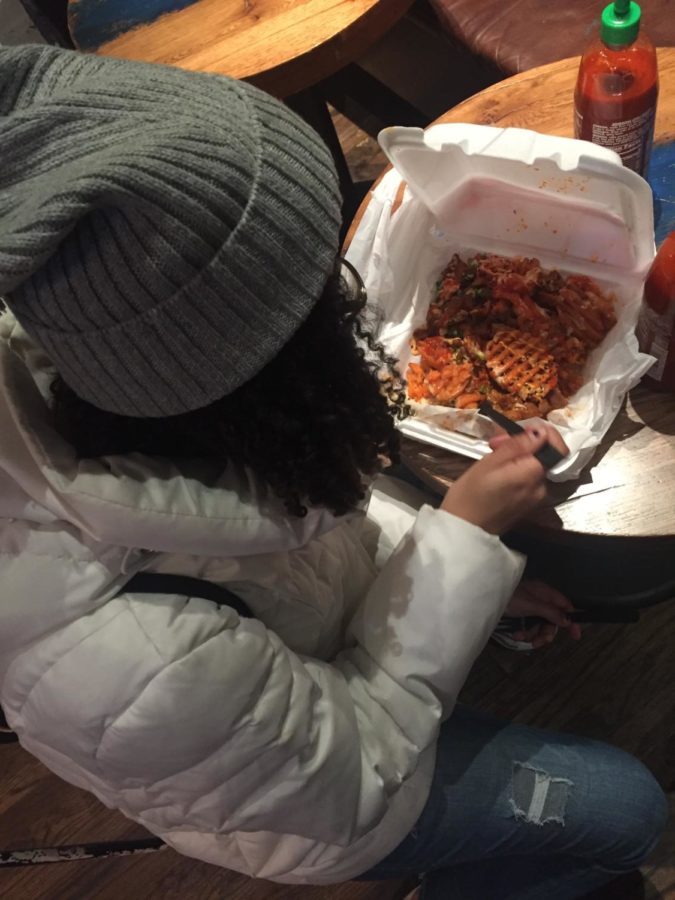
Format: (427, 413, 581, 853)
(0, 313, 524, 884)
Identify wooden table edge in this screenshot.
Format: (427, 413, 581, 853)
(71, 0, 416, 100)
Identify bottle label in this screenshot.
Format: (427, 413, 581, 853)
(589, 107, 655, 173)
(637, 303, 673, 381)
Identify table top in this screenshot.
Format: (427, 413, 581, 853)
(349, 48, 675, 540)
(67, 0, 415, 98)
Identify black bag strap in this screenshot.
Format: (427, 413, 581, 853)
(123, 572, 255, 619)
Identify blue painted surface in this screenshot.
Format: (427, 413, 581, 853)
(69, 0, 200, 50)
(648, 141, 675, 246)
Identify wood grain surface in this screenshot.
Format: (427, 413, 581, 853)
(68, 0, 416, 98)
(349, 49, 675, 538)
(435, 47, 675, 143)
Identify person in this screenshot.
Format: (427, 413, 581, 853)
(0, 44, 666, 900)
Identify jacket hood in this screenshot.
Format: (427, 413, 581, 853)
(0, 313, 341, 557)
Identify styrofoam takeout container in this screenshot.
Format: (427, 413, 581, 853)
(346, 124, 657, 480)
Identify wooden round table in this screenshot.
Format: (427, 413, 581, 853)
(67, 0, 415, 99)
(350, 49, 675, 553)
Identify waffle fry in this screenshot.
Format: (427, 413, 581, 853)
(406, 253, 617, 420)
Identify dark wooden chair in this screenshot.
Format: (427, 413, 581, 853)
(17, 0, 72, 46)
(428, 0, 675, 75)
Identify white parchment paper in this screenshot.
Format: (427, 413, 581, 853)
(346, 165, 655, 480)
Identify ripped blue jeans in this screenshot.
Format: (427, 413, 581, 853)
(358, 706, 667, 900)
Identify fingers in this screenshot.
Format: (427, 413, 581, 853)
(510, 594, 571, 628)
(517, 581, 580, 630)
(443, 424, 562, 535)
(522, 620, 579, 647)
(488, 433, 511, 452)
(521, 580, 574, 613)
(520, 582, 581, 639)
(569, 622, 583, 641)
(508, 580, 583, 645)
(515, 617, 581, 643)
(504, 454, 549, 501)
(488, 428, 547, 461)
(488, 424, 569, 459)
(537, 423, 569, 457)
(530, 622, 558, 648)
(511, 622, 557, 647)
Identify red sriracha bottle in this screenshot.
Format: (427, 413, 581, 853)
(574, 0, 658, 177)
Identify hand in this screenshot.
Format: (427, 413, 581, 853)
(487, 421, 568, 457)
(440, 424, 568, 535)
(504, 579, 583, 648)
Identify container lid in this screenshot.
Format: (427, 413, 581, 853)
(378, 123, 655, 283)
(601, 0, 641, 47)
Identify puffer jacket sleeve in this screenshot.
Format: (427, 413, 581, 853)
(3, 505, 523, 849)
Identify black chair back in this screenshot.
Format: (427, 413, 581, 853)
(18, 0, 73, 47)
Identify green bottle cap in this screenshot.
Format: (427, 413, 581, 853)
(601, 0, 641, 46)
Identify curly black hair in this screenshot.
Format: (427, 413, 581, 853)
(50, 267, 408, 517)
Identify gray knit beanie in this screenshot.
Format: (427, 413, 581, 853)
(0, 45, 342, 417)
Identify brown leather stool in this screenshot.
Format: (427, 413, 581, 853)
(428, 0, 675, 74)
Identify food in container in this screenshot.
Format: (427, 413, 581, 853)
(345, 124, 657, 479)
(406, 252, 617, 421)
